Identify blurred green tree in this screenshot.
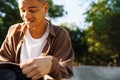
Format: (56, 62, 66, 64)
(85, 0, 120, 66)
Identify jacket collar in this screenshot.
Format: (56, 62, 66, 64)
(20, 19, 56, 37)
(46, 19, 56, 37)
(20, 22, 27, 35)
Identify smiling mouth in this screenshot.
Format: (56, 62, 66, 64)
(25, 20, 34, 24)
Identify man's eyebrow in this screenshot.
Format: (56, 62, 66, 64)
(28, 6, 37, 9)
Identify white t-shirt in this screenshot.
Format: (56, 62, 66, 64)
(20, 24, 49, 63)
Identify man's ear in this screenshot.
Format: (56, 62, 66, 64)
(44, 2, 49, 13)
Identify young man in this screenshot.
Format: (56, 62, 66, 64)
(0, 0, 74, 80)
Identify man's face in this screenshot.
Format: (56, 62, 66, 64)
(18, 0, 48, 27)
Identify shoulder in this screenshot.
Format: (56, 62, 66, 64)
(8, 22, 24, 32)
(6, 22, 25, 38)
(49, 22, 69, 38)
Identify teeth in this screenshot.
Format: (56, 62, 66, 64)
(25, 22, 31, 24)
(24, 20, 34, 24)
(26, 21, 31, 22)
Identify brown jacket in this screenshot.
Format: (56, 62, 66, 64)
(0, 20, 74, 80)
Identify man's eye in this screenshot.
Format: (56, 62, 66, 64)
(29, 10, 36, 13)
(20, 10, 25, 12)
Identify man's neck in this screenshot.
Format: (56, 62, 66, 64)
(29, 21, 47, 39)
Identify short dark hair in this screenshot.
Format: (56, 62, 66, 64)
(37, 0, 46, 4)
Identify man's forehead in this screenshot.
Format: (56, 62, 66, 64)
(18, 0, 38, 8)
(18, 0, 46, 3)
(18, 0, 27, 5)
(18, 0, 29, 4)
(18, 0, 26, 8)
(18, 0, 46, 6)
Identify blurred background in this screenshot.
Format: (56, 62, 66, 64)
(0, 0, 120, 67)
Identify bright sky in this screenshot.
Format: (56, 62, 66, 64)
(52, 0, 93, 29)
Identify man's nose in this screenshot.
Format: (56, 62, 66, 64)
(24, 11, 31, 19)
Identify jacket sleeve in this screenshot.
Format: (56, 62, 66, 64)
(48, 28, 74, 79)
(0, 26, 16, 62)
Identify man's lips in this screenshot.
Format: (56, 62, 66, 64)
(25, 20, 34, 24)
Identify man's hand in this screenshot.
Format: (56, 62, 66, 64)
(20, 56, 52, 80)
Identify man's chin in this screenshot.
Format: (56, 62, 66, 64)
(25, 22, 33, 27)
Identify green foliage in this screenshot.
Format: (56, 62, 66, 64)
(59, 0, 120, 66)
(0, 0, 65, 45)
(85, 0, 120, 66)
(0, 0, 21, 44)
(46, 0, 65, 19)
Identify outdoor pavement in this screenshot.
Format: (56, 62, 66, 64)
(67, 66, 120, 80)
